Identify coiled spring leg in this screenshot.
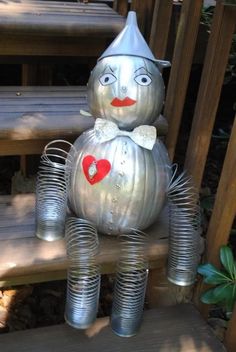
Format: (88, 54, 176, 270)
(167, 168, 201, 286)
(36, 140, 74, 241)
(65, 217, 101, 329)
(111, 229, 148, 337)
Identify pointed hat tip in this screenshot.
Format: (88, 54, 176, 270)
(126, 11, 138, 26)
(98, 10, 171, 68)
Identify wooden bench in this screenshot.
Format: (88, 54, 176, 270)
(0, 86, 168, 156)
(0, 304, 226, 352)
(0, 0, 125, 87)
(0, 0, 125, 59)
(0, 194, 226, 352)
(0, 86, 93, 156)
(0, 193, 169, 287)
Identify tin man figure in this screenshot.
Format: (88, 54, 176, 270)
(35, 12, 201, 337)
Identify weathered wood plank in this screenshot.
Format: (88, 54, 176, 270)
(0, 112, 94, 140)
(0, 139, 54, 156)
(184, 3, 236, 190)
(0, 305, 226, 352)
(114, 0, 129, 16)
(0, 1, 114, 14)
(0, 194, 169, 286)
(0, 35, 109, 57)
(0, 86, 168, 156)
(196, 116, 236, 346)
(0, 102, 86, 109)
(22, 64, 53, 86)
(149, 0, 172, 59)
(0, 86, 86, 92)
(0, 9, 124, 38)
(205, 115, 236, 266)
(222, 0, 236, 5)
(130, 0, 155, 38)
(164, 0, 203, 161)
(0, 1, 125, 59)
(0, 86, 92, 141)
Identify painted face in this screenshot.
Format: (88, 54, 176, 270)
(87, 56, 165, 130)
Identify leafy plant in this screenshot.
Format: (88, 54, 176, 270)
(198, 246, 236, 318)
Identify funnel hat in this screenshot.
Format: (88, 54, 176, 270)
(99, 11, 170, 67)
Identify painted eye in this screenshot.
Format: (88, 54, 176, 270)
(134, 74, 152, 86)
(99, 73, 117, 86)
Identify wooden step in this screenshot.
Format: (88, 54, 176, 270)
(0, 304, 226, 352)
(0, 1, 125, 57)
(0, 86, 168, 155)
(0, 86, 94, 155)
(0, 193, 169, 287)
(0, 1, 124, 37)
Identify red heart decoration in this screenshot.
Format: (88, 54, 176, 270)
(82, 155, 111, 185)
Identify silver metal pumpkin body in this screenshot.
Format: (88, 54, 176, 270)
(68, 129, 171, 235)
(87, 56, 165, 130)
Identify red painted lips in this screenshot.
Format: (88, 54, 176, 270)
(111, 97, 136, 107)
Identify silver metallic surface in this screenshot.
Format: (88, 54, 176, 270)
(99, 11, 170, 68)
(68, 130, 171, 236)
(35, 140, 73, 241)
(94, 118, 157, 150)
(111, 229, 148, 337)
(64, 217, 100, 329)
(88, 55, 165, 130)
(167, 168, 201, 286)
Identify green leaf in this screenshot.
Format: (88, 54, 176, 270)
(203, 274, 229, 285)
(201, 284, 236, 306)
(225, 286, 236, 314)
(201, 288, 221, 304)
(220, 246, 235, 279)
(198, 263, 230, 281)
(213, 283, 234, 302)
(215, 284, 236, 313)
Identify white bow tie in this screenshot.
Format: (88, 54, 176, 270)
(94, 118, 156, 150)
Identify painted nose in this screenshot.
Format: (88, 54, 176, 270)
(121, 86, 127, 93)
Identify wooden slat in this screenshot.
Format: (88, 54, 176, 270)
(0, 1, 124, 36)
(0, 5, 124, 38)
(0, 305, 226, 352)
(0, 35, 109, 57)
(164, 0, 203, 161)
(0, 86, 93, 141)
(130, 0, 155, 38)
(0, 1, 125, 58)
(0, 86, 168, 155)
(0, 194, 169, 286)
(0, 86, 87, 94)
(0, 1, 114, 13)
(205, 115, 236, 266)
(149, 0, 172, 59)
(184, 3, 236, 190)
(114, 0, 129, 16)
(222, 0, 236, 5)
(196, 116, 236, 348)
(0, 112, 94, 140)
(22, 64, 53, 85)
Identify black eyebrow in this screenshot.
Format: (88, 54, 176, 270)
(101, 65, 115, 75)
(134, 66, 152, 75)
